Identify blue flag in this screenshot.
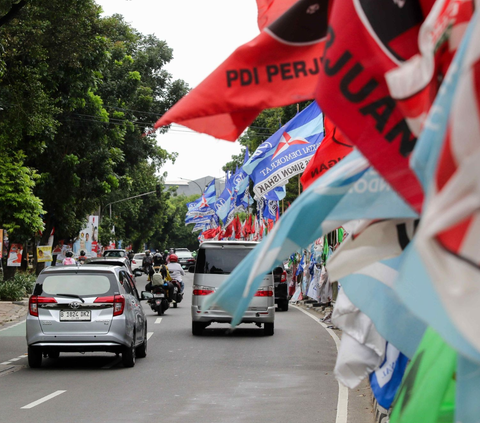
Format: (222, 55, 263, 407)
(369, 342, 409, 409)
(244, 102, 324, 199)
(214, 172, 236, 224)
(296, 254, 305, 277)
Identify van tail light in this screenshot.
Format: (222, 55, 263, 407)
(29, 296, 57, 316)
(132, 259, 136, 264)
(254, 286, 274, 297)
(280, 271, 287, 283)
(193, 286, 215, 296)
(94, 295, 125, 316)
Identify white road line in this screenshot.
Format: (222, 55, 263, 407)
(1, 361, 11, 365)
(147, 332, 154, 340)
(21, 390, 66, 409)
(155, 317, 162, 324)
(9, 357, 22, 362)
(0, 319, 25, 332)
(292, 305, 348, 423)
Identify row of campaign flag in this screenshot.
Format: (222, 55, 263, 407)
(158, 0, 480, 421)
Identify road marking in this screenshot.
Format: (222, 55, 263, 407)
(1, 362, 11, 365)
(147, 332, 154, 340)
(0, 319, 25, 332)
(9, 357, 22, 362)
(21, 390, 66, 409)
(155, 318, 162, 324)
(2, 354, 27, 365)
(292, 305, 348, 423)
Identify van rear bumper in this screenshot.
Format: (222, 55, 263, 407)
(191, 305, 275, 324)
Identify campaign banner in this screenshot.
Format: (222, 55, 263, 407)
(74, 215, 99, 256)
(36, 246, 53, 263)
(245, 102, 324, 199)
(7, 243, 23, 267)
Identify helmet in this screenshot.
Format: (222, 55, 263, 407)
(164, 250, 168, 254)
(145, 250, 150, 256)
(169, 254, 178, 263)
(66, 251, 73, 258)
(80, 250, 86, 256)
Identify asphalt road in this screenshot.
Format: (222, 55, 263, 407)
(0, 272, 344, 423)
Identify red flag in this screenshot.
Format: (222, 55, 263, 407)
(316, 0, 427, 212)
(256, 0, 298, 31)
(203, 227, 221, 239)
(301, 116, 354, 190)
(223, 220, 234, 238)
(155, 0, 332, 141)
(234, 216, 242, 239)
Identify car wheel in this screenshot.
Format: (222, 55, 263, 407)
(122, 341, 136, 368)
(28, 346, 42, 368)
(192, 321, 204, 336)
(136, 330, 147, 359)
(264, 322, 274, 336)
(48, 350, 60, 359)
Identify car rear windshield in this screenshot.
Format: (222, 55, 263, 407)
(195, 247, 251, 274)
(35, 274, 117, 297)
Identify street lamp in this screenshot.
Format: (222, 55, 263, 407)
(179, 177, 203, 195)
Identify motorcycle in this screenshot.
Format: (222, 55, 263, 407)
(147, 283, 171, 316)
(169, 279, 183, 308)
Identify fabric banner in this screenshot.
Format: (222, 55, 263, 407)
(7, 243, 23, 267)
(370, 342, 409, 410)
(244, 102, 324, 199)
(301, 116, 354, 190)
(154, 0, 331, 141)
(389, 328, 456, 423)
(36, 246, 53, 263)
(316, 0, 425, 212)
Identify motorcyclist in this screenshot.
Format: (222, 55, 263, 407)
(167, 253, 185, 293)
(142, 250, 154, 281)
(63, 251, 76, 265)
(78, 250, 87, 264)
(153, 250, 165, 266)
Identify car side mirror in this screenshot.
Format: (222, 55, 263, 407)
(188, 266, 195, 273)
(141, 291, 153, 300)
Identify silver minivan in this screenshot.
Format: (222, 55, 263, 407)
(26, 264, 148, 368)
(191, 241, 275, 336)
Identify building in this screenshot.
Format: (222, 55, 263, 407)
(165, 176, 225, 198)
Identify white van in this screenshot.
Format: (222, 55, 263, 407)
(190, 241, 275, 336)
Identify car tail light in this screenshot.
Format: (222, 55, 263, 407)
(281, 271, 287, 283)
(132, 259, 136, 264)
(94, 295, 125, 316)
(254, 286, 274, 297)
(187, 259, 195, 263)
(193, 286, 215, 296)
(29, 296, 57, 316)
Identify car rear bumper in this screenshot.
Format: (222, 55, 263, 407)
(27, 342, 127, 353)
(191, 305, 275, 324)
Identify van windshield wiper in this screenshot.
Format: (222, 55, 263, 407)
(55, 293, 85, 302)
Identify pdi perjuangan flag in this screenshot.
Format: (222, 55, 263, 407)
(245, 101, 324, 199)
(256, 0, 299, 31)
(201, 150, 417, 326)
(316, 0, 426, 212)
(154, 0, 332, 141)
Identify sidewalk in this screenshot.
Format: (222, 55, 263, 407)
(294, 299, 376, 423)
(0, 300, 28, 327)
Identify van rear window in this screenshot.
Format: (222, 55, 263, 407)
(195, 248, 251, 274)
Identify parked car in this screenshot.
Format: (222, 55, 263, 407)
(190, 241, 275, 336)
(176, 250, 196, 269)
(86, 257, 137, 286)
(131, 253, 145, 273)
(26, 264, 149, 368)
(273, 265, 288, 311)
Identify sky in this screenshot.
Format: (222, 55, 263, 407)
(97, 0, 261, 184)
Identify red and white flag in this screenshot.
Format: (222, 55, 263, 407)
(155, 0, 332, 141)
(416, 14, 480, 353)
(316, 0, 429, 213)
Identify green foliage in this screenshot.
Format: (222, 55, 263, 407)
(0, 271, 36, 301)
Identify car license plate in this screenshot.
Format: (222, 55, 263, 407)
(153, 293, 164, 298)
(60, 310, 91, 321)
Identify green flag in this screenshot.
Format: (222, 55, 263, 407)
(390, 327, 456, 423)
